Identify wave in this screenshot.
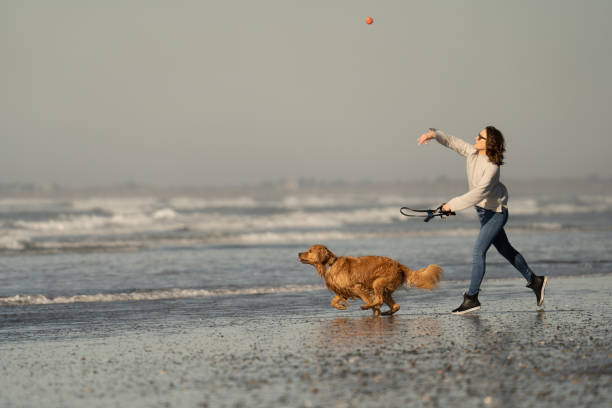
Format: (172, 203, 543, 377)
(0, 230, 30, 250)
(170, 195, 442, 211)
(169, 197, 258, 210)
(70, 197, 159, 213)
(0, 284, 325, 307)
(9, 211, 186, 236)
(2, 193, 612, 252)
(235, 231, 373, 244)
(0, 228, 484, 252)
(5, 195, 612, 235)
(508, 197, 612, 215)
(5, 206, 404, 237)
(4, 268, 610, 307)
(523, 222, 563, 231)
(2, 221, 608, 252)
(168, 194, 612, 215)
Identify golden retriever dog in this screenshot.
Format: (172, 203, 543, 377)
(299, 244, 442, 316)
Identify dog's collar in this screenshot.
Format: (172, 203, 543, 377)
(326, 256, 338, 267)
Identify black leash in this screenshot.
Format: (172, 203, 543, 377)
(400, 205, 456, 222)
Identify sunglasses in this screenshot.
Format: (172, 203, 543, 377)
(477, 134, 487, 141)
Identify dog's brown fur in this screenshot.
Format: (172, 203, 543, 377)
(298, 244, 442, 316)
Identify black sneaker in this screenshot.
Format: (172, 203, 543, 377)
(527, 275, 547, 306)
(451, 292, 481, 315)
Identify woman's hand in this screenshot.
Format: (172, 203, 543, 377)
(441, 203, 452, 212)
(417, 129, 435, 145)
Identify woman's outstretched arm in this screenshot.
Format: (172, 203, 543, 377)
(418, 128, 476, 157)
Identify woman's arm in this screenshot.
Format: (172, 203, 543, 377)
(446, 163, 500, 212)
(430, 129, 477, 157)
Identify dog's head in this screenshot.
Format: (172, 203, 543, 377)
(298, 244, 336, 267)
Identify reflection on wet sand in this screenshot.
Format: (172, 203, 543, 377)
(460, 313, 483, 332)
(310, 307, 551, 352)
(535, 309, 546, 324)
(439, 309, 549, 351)
(313, 315, 442, 350)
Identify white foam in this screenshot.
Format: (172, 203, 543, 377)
(11, 211, 186, 236)
(184, 207, 402, 233)
(13, 214, 155, 233)
(509, 195, 612, 215)
(71, 197, 158, 214)
(0, 284, 325, 306)
(0, 228, 479, 251)
(0, 231, 28, 250)
(231, 227, 482, 244)
(376, 195, 447, 207)
(525, 222, 564, 231)
(578, 194, 612, 205)
(169, 197, 258, 210)
(281, 195, 346, 208)
(172, 195, 446, 211)
(235, 231, 365, 244)
(152, 208, 177, 220)
(508, 198, 539, 215)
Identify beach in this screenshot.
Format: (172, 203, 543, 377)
(2, 274, 610, 408)
(1, 181, 611, 406)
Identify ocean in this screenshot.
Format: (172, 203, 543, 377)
(1, 179, 611, 343)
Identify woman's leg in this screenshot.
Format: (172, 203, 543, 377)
(492, 209, 547, 305)
(492, 227, 534, 283)
(467, 208, 507, 296)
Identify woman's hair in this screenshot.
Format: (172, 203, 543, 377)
(485, 126, 505, 166)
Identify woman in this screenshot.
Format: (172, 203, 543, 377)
(417, 126, 547, 314)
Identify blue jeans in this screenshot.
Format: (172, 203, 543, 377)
(467, 207, 534, 296)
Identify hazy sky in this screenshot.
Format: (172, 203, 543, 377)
(1, 0, 611, 186)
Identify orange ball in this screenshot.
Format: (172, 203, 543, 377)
(365, 17, 374, 25)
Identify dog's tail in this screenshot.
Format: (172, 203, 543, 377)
(401, 264, 442, 290)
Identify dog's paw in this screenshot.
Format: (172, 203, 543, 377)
(381, 305, 400, 316)
(361, 302, 382, 310)
(333, 305, 346, 311)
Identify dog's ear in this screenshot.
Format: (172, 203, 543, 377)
(323, 247, 337, 266)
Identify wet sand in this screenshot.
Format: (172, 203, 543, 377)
(1, 275, 611, 408)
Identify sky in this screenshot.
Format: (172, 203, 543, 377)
(1, 0, 611, 187)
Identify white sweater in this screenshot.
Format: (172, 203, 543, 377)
(434, 129, 508, 212)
